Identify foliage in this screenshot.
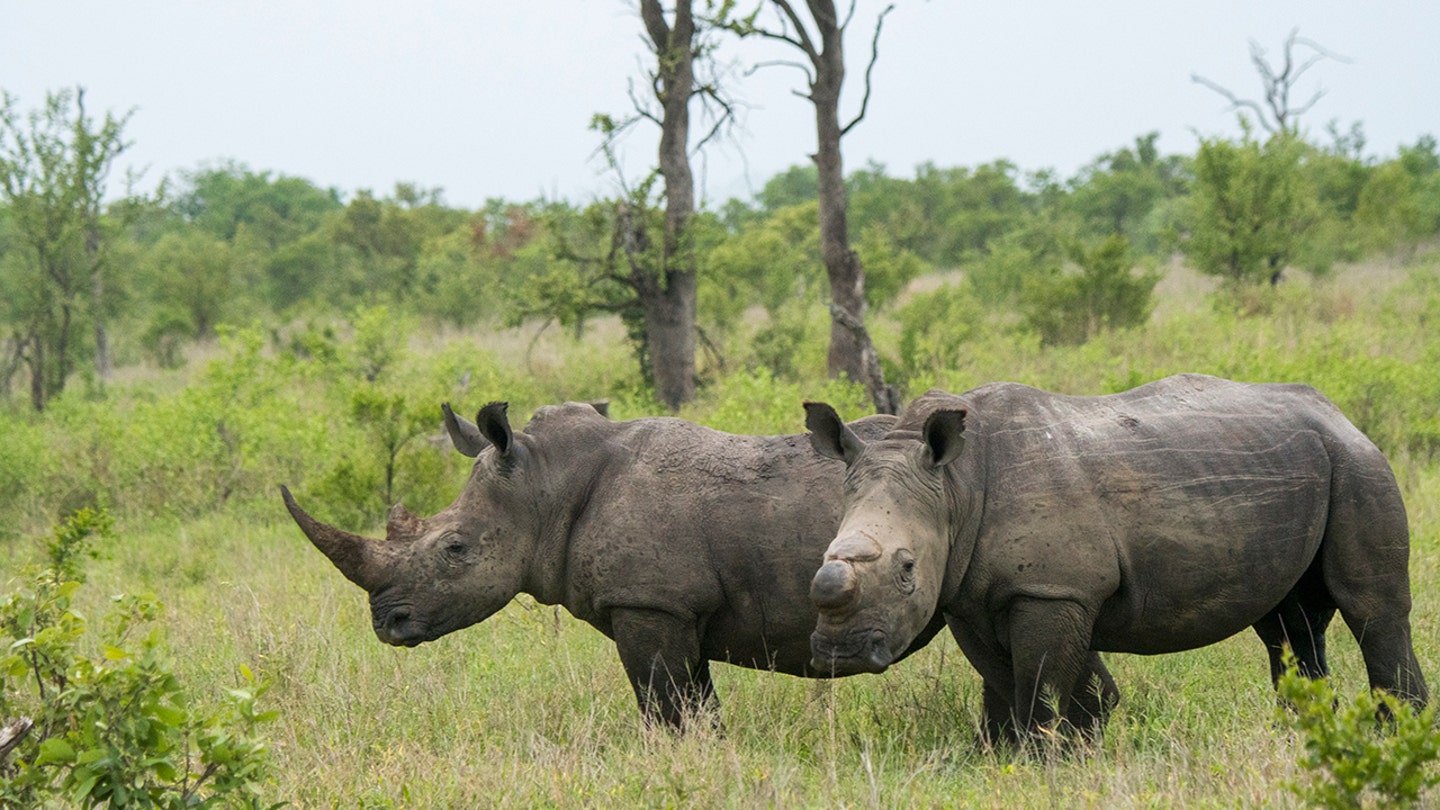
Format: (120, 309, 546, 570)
(895, 281, 985, 382)
(0, 509, 277, 808)
(1065, 132, 1188, 252)
(141, 230, 237, 340)
(0, 87, 131, 410)
(172, 161, 340, 247)
(962, 224, 1066, 307)
(1020, 235, 1160, 346)
(855, 223, 931, 310)
(1277, 654, 1439, 808)
(1182, 131, 1319, 286)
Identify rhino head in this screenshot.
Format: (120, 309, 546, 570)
(803, 401, 967, 674)
(283, 402, 536, 647)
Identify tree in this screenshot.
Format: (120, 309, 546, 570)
(1066, 132, 1187, 252)
(0, 88, 131, 410)
(173, 161, 341, 247)
(143, 230, 235, 340)
(632, 0, 704, 409)
(1192, 28, 1351, 136)
(529, 1, 735, 410)
(722, 0, 901, 414)
(1182, 131, 1317, 287)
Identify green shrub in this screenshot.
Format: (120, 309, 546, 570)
(1020, 235, 1159, 346)
(896, 281, 985, 381)
(0, 509, 278, 808)
(1277, 654, 1439, 808)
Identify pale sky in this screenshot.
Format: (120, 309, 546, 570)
(4, 2, 1438, 209)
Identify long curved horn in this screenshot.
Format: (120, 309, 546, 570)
(280, 485, 380, 590)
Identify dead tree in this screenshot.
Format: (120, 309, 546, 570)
(1192, 28, 1352, 135)
(724, 0, 900, 414)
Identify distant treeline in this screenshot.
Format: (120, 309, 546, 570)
(3, 122, 1439, 409)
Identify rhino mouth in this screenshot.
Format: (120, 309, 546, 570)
(810, 628, 892, 675)
(372, 606, 437, 647)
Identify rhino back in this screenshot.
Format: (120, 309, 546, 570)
(555, 414, 895, 674)
(937, 375, 1378, 653)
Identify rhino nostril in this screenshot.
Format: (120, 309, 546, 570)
(811, 560, 857, 609)
(388, 609, 411, 628)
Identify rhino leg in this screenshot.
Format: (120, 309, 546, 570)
(974, 653, 1115, 747)
(612, 608, 717, 730)
(1065, 652, 1119, 738)
(1005, 597, 1099, 737)
(1253, 571, 1336, 686)
(1345, 613, 1429, 709)
(1316, 450, 1429, 708)
(951, 601, 1111, 743)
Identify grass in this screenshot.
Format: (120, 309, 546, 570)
(67, 478, 1431, 808)
(6, 254, 1440, 806)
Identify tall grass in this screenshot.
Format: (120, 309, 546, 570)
(3, 254, 1439, 806)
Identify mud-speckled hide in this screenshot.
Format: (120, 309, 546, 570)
(806, 374, 1428, 740)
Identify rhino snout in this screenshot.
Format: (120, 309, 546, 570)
(374, 607, 427, 647)
(811, 560, 858, 610)
(810, 628, 892, 675)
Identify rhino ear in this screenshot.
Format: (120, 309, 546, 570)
(476, 401, 513, 456)
(805, 401, 866, 464)
(589, 399, 610, 418)
(442, 402, 490, 458)
(922, 408, 967, 467)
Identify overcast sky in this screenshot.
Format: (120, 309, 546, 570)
(5, 2, 1438, 210)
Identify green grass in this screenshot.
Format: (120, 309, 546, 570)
(6, 255, 1440, 806)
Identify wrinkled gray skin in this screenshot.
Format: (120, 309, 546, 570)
(806, 374, 1429, 742)
(283, 400, 946, 729)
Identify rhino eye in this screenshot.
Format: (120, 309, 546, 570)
(894, 551, 917, 593)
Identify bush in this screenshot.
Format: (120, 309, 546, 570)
(1020, 235, 1159, 346)
(896, 282, 985, 382)
(1277, 654, 1439, 808)
(0, 509, 278, 808)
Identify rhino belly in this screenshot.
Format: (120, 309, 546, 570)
(1088, 473, 1329, 655)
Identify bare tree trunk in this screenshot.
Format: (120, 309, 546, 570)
(29, 334, 45, 412)
(89, 224, 111, 382)
(801, 0, 899, 414)
(639, 0, 698, 410)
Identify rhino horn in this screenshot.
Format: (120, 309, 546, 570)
(280, 485, 382, 590)
(386, 501, 423, 537)
(811, 560, 858, 610)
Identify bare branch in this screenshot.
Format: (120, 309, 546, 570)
(0, 717, 34, 764)
(1191, 72, 1276, 133)
(744, 57, 816, 86)
(692, 86, 736, 152)
(1201, 28, 1351, 135)
(768, 0, 820, 61)
(841, 3, 894, 137)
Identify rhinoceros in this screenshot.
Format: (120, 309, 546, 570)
(803, 374, 1428, 740)
(282, 400, 950, 728)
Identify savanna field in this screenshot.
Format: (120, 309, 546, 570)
(3, 253, 1439, 807)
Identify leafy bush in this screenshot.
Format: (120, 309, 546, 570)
(896, 282, 985, 382)
(1020, 235, 1159, 346)
(1277, 657, 1439, 808)
(0, 509, 277, 808)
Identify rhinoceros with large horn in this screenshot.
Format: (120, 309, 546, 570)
(284, 400, 956, 729)
(804, 374, 1428, 742)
